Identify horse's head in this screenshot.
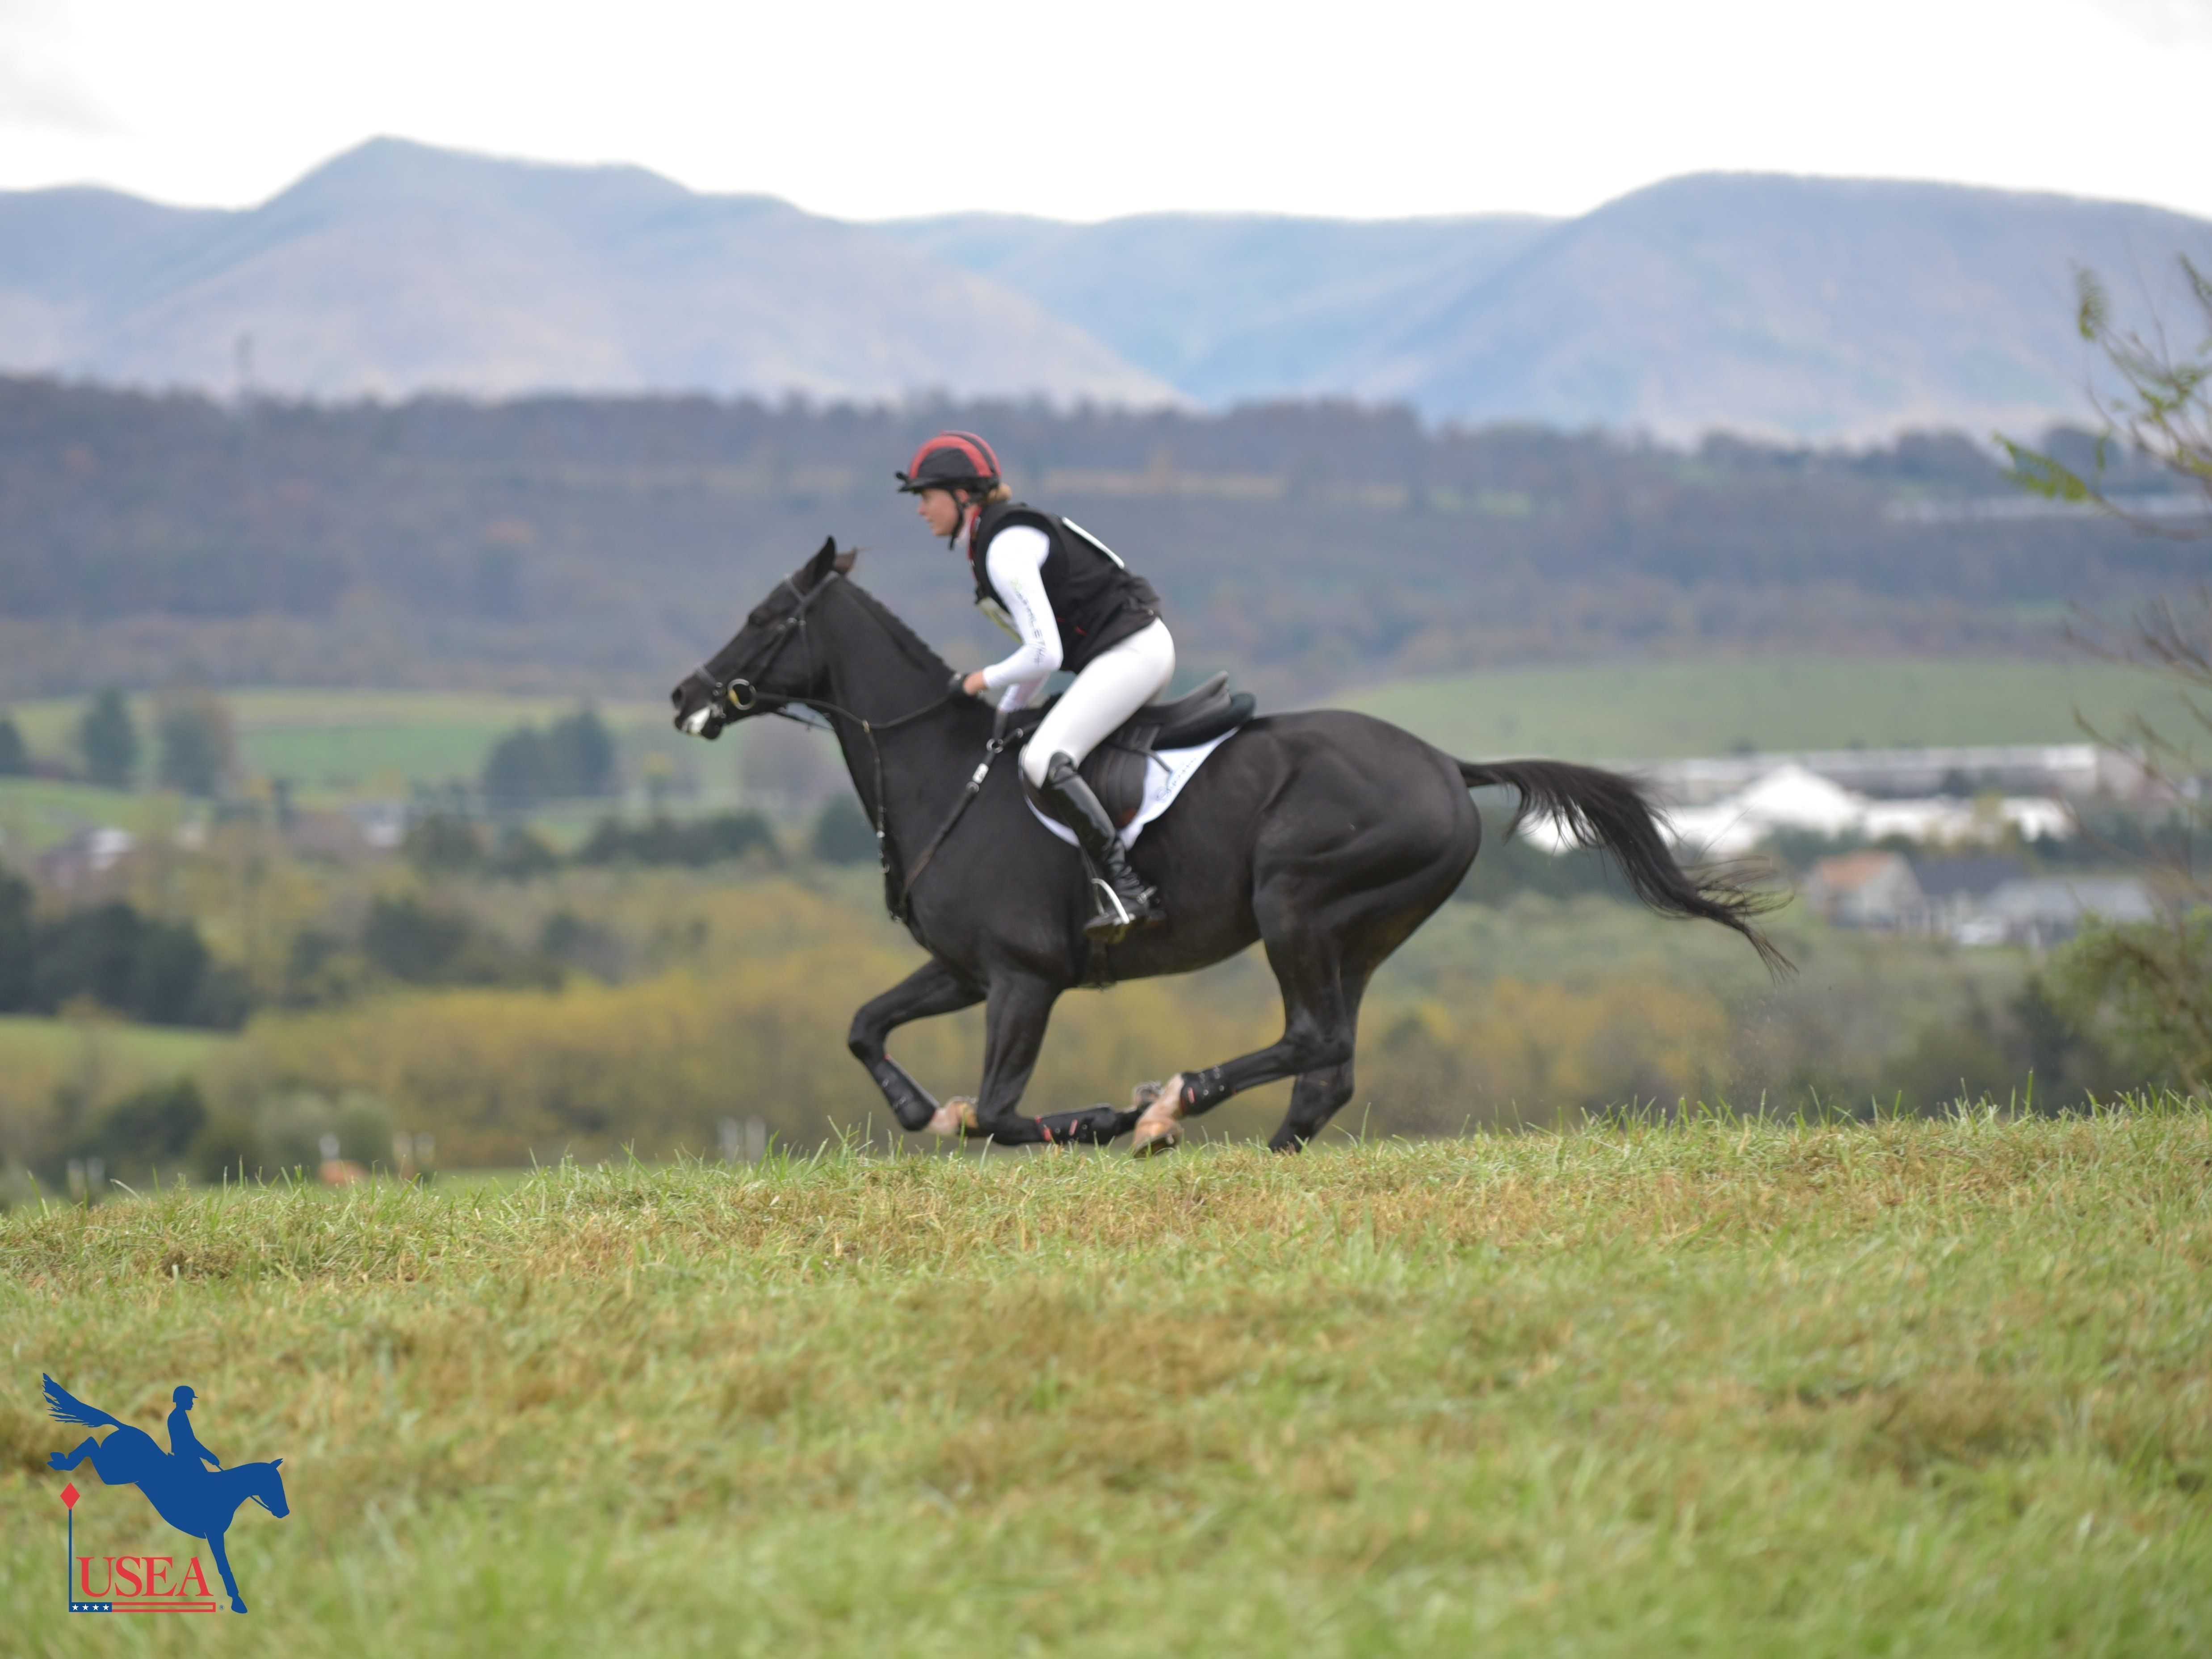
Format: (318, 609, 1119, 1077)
(248, 1457, 290, 1519)
(671, 537, 856, 740)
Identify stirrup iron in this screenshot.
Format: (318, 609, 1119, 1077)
(1089, 873, 1137, 941)
(1040, 749, 1163, 943)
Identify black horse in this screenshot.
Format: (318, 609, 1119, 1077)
(672, 540, 1784, 1154)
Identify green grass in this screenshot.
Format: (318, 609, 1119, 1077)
(5, 656, 2191, 800)
(0, 777, 184, 857)
(4, 690, 666, 794)
(0, 1015, 231, 1077)
(1342, 655, 2193, 760)
(4, 1103, 2207, 1655)
(0, 1017, 235, 1150)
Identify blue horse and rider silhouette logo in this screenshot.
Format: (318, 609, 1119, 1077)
(44, 1374, 288, 1613)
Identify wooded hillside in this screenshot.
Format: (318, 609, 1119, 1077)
(0, 377, 2194, 700)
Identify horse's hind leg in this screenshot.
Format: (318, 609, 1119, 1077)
(1267, 966, 1372, 1151)
(47, 1436, 97, 1473)
(1271, 1061, 1360, 1153)
(1136, 929, 1362, 1155)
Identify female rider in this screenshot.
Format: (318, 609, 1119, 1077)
(898, 430, 1175, 942)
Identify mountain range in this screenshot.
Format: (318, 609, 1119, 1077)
(3, 138, 2209, 439)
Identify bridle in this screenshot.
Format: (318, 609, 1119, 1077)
(697, 570, 1007, 924)
(709, 568, 853, 716)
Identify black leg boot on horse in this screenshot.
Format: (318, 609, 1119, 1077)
(1040, 750, 1165, 944)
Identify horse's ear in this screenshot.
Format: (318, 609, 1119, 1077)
(273, 1457, 282, 1466)
(802, 536, 840, 589)
(833, 545, 857, 575)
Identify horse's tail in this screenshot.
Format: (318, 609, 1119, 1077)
(43, 1374, 124, 1431)
(1458, 757, 1793, 978)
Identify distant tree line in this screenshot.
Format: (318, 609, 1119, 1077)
(2, 686, 237, 793)
(0, 376, 2193, 701)
(43, 1077, 231, 1191)
(479, 706, 616, 810)
(31, 1073, 403, 1193)
(400, 806, 783, 880)
(0, 868, 248, 1028)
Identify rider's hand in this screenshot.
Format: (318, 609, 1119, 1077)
(960, 670, 990, 697)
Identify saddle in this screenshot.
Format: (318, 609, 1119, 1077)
(1012, 672, 1256, 828)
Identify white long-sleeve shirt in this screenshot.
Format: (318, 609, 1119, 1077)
(968, 523, 1063, 712)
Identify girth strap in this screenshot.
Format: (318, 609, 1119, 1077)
(889, 733, 1007, 923)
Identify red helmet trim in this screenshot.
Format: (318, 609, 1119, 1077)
(903, 429, 1001, 487)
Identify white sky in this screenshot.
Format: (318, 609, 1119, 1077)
(2, 0, 2210, 223)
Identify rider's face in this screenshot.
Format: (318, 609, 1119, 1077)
(915, 487, 965, 538)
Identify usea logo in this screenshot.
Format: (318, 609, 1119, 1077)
(43, 1375, 289, 1614)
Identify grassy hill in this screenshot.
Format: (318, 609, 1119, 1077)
(0, 776, 185, 858)
(0, 1016, 233, 1158)
(3, 1106, 2205, 1653)
(7, 689, 667, 799)
(0, 1015, 229, 1075)
(1341, 655, 2191, 761)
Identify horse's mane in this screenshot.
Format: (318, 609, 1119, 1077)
(839, 580, 952, 679)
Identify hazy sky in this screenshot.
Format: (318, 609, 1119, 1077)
(3, 0, 2210, 223)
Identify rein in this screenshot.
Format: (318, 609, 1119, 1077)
(705, 571, 1008, 924)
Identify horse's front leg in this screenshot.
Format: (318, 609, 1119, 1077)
(847, 957, 983, 1132)
(953, 970, 1076, 1146)
(47, 1436, 97, 1473)
(206, 1528, 246, 1613)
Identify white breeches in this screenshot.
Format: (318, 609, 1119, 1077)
(1019, 618, 1177, 789)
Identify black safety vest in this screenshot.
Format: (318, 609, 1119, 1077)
(968, 502, 1163, 673)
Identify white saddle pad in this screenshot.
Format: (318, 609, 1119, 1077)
(1026, 729, 1239, 851)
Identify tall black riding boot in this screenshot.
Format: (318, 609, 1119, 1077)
(1040, 750, 1165, 943)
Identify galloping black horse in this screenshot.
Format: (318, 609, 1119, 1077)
(672, 540, 1784, 1154)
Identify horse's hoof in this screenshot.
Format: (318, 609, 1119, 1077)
(47, 1453, 66, 1470)
(1130, 1118, 1182, 1156)
(230, 1598, 248, 1613)
(927, 1096, 979, 1138)
(1130, 1075, 1186, 1157)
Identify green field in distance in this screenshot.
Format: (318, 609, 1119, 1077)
(6, 689, 665, 794)
(0, 1013, 230, 1074)
(0, 1015, 234, 1135)
(1339, 655, 2188, 761)
(2, 659, 2191, 807)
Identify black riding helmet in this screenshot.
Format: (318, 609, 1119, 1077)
(895, 430, 1003, 496)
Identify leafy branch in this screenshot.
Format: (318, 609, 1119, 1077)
(1999, 257, 2212, 538)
